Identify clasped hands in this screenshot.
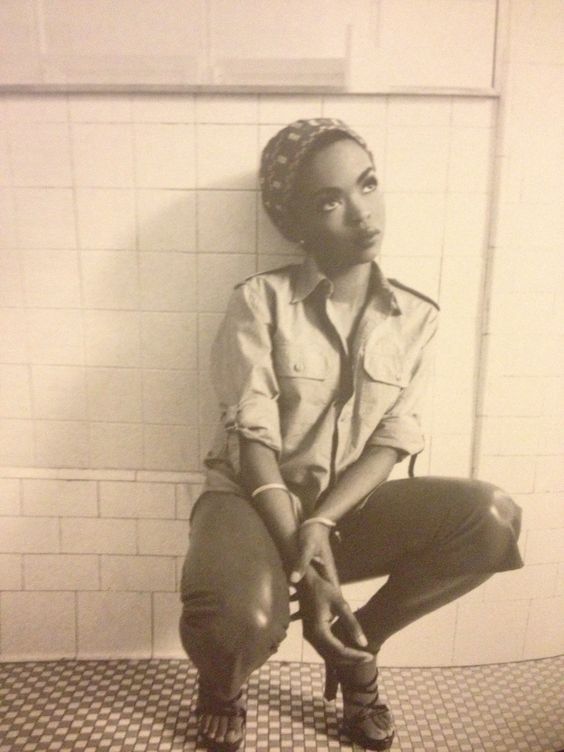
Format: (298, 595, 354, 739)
(289, 520, 373, 664)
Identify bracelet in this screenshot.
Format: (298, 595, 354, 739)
(251, 483, 289, 499)
(300, 516, 337, 530)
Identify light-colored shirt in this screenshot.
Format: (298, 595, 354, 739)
(203, 256, 439, 516)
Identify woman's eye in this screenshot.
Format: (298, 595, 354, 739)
(317, 197, 340, 213)
(362, 176, 378, 193)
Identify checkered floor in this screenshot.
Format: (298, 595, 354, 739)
(1, 657, 562, 752)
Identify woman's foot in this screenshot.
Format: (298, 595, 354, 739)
(196, 681, 246, 752)
(336, 657, 395, 751)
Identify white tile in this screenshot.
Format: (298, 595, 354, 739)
(13, 188, 76, 248)
(137, 519, 190, 556)
(143, 424, 199, 472)
(22, 250, 81, 308)
(76, 188, 136, 250)
(479, 416, 540, 456)
(0, 124, 9, 185)
(198, 191, 256, 254)
(388, 96, 451, 126)
(69, 94, 132, 122)
(429, 433, 472, 477)
(196, 124, 258, 190)
(81, 251, 140, 310)
(483, 564, 558, 602)
(448, 128, 493, 193)
(516, 492, 564, 531)
(0, 364, 31, 418)
(5, 94, 69, 122)
(198, 371, 220, 426)
(142, 369, 198, 425)
(557, 562, 564, 596)
(385, 127, 450, 192)
(452, 97, 495, 128)
(0, 477, 20, 515)
(256, 254, 302, 273)
(72, 123, 135, 187)
(379, 603, 457, 667)
(197, 254, 256, 312)
(152, 591, 185, 658)
(0, 516, 59, 553)
(432, 380, 474, 434)
(89, 422, 143, 469)
(1, 591, 76, 659)
(341, 577, 387, 603)
(525, 528, 564, 565)
(131, 94, 195, 123)
(175, 484, 196, 520)
(443, 193, 489, 256)
(438, 256, 483, 319)
(537, 415, 564, 454)
(0, 554, 22, 589)
(134, 124, 196, 189)
(480, 375, 544, 417)
(0, 187, 17, 248)
(478, 455, 536, 494)
(27, 309, 84, 365)
(87, 367, 142, 422)
(99, 481, 175, 518)
(8, 122, 72, 186)
(488, 291, 552, 336)
(258, 95, 323, 123)
(268, 619, 303, 664)
(198, 423, 218, 469)
(383, 193, 445, 257)
(196, 95, 258, 124)
(77, 591, 151, 658)
(453, 600, 528, 664)
(34, 420, 90, 468)
(61, 517, 137, 554)
(139, 252, 197, 311)
(30, 365, 88, 421)
(84, 310, 140, 367)
(140, 312, 197, 369)
(24, 554, 99, 589)
(22, 478, 97, 517)
(101, 556, 176, 591)
(380, 255, 441, 301)
(322, 95, 386, 126)
(0, 308, 28, 363)
(535, 455, 564, 492)
(523, 596, 564, 659)
(137, 189, 196, 252)
(197, 313, 223, 374)
(0, 419, 34, 466)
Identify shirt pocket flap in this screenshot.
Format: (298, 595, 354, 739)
(363, 348, 408, 388)
(275, 345, 327, 380)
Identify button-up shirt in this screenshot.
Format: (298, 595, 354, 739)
(203, 256, 439, 517)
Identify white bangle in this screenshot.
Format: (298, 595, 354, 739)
(301, 516, 337, 530)
(251, 483, 289, 499)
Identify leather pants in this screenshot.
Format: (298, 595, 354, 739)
(179, 477, 523, 699)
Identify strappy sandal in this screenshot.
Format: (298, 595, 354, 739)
(196, 681, 247, 752)
(324, 659, 395, 751)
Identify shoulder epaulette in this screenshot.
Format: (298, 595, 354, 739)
(388, 278, 440, 311)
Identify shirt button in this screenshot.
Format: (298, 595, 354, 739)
(293, 363, 303, 372)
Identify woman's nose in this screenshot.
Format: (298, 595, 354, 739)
(347, 198, 371, 225)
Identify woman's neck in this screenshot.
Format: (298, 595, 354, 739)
(321, 260, 373, 305)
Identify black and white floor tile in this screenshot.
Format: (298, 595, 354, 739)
(1, 656, 562, 751)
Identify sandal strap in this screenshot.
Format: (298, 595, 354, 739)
(196, 685, 247, 720)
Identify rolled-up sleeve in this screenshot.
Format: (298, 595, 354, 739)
(211, 281, 281, 471)
(367, 309, 438, 460)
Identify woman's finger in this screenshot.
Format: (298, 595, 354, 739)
(335, 600, 369, 648)
(318, 624, 372, 663)
(290, 539, 316, 583)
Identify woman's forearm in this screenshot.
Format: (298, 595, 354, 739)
(239, 436, 300, 573)
(314, 445, 399, 523)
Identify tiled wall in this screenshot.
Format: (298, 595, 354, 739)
(1, 0, 562, 663)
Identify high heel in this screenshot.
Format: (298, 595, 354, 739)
(196, 680, 247, 752)
(324, 659, 395, 751)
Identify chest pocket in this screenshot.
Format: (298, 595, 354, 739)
(363, 346, 409, 391)
(274, 344, 327, 380)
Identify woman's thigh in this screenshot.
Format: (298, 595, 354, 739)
(333, 476, 522, 583)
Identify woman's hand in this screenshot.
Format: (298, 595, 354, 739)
(295, 565, 372, 664)
(291, 522, 371, 663)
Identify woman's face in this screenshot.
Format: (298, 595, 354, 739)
(292, 137, 385, 270)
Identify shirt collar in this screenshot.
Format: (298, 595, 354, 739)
(290, 255, 402, 315)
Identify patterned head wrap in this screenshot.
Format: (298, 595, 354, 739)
(259, 118, 371, 242)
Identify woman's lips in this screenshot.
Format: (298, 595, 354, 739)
(356, 228, 381, 247)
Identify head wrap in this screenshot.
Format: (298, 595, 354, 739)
(259, 118, 371, 242)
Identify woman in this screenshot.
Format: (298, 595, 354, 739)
(179, 118, 523, 751)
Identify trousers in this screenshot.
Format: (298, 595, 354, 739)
(179, 476, 523, 698)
